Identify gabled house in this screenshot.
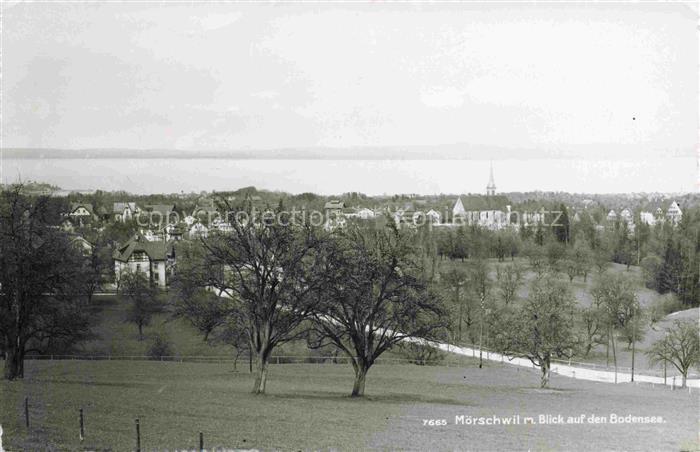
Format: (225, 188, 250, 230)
(69, 202, 95, 218)
(113, 202, 139, 222)
(189, 222, 209, 239)
(113, 234, 175, 288)
(452, 197, 466, 217)
(425, 209, 441, 224)
(666, 201, 683, 225)
(69, 234, 94, 257)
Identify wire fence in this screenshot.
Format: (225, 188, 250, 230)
(18, 354, 448, 366)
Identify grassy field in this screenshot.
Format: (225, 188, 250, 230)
(1, 359, 698, 450)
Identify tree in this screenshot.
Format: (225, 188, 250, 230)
(469, 258, 492, 368)
(646, 320, 699, 388)
(171, 241, 253, 371)
(441, 268, 470, 341)
(1, 186, 91, 380)
(496, 263, 523, 305)
(578, 305, 604, 357)
(78, 234, 112, 304)
(591, 272, 639, 382)
(552, 204, 570, 244)
(196, 201, 323, 394)
(309, 224, 448, 397)
(121, 271, 161, 340)
(492, 274, 578, 387)
(572, 238, 593, 282)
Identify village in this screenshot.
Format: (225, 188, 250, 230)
(56, 167, 687, 290)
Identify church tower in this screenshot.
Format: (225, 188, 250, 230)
(486, 162, 496, 196)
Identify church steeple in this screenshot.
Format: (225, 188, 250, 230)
(486, 162, 496, 196)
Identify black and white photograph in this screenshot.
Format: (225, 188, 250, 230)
(0, 1, 699, 450)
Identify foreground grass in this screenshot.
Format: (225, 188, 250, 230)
(1, 360, 698, 450)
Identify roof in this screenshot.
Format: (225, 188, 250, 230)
(69, 202, 94, 215)
(113, 202, 137, 214)
(453, 197, 466, 215)
(324, 200, 345, 209)
(113, 234, 172, 262)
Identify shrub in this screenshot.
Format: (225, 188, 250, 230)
(147, 333, 174, 360)
(397, 341, 445, 365)
(648, 294, 683, 326)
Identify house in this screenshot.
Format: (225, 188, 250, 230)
(113, 234, 174, 288)
(425, 209, 441, 224)
(452, 197, 466, 217)
(606, 210, 617, 222)
(165, 223, 185, 241)
(189, 222, 209, 239)
(324, 200, 346, 230)
(113, 202, 139, 222)
(69, 202, 95, 218)
(356, 208, 376, 220)
(69, 234, 93, 257)
(666, 201, 683, 225)
(640, 212, 656, 226)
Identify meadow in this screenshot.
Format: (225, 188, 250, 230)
(1, 359, 698, 450)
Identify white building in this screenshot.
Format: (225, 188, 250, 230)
(666, 201, 683, 225)
(113, 234, 174, 288)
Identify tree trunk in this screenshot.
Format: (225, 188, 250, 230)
(540, 358, 551, 388)
(252, 355, 269, 394)
(457, 289, 463, 342)
(3, 344, 24, 380)
(681, 372, 687, 389)
(351, 365, 368, 397)
(610, 326, 618, 383)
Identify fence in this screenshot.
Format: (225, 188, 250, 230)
(19, 354, 447, 366)
(14, 341, 700, 388)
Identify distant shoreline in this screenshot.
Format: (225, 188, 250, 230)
(2, 148, 694, 160)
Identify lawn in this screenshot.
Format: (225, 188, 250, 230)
(1, 359, 698, 450)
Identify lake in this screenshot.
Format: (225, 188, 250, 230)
(0, 157, 695, 195)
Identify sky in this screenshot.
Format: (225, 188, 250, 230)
(1, 2, 699, 193)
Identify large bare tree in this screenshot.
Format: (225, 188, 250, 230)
(190, 202, 323, 394)
(0, 186, 90, 380)
(309, 224, 448, 397)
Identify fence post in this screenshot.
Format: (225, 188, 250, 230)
(79, 408, 85, 441)
(24, 396, 29, 428)
(199, 431, 204, 451)
(135, 418, 141, 452)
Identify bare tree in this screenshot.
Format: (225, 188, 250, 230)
(441, 268, 469, 341)
(591, 272, 639, 382)
(121, 271, 161, 340)
(198, 201, 323, 394)
(646, 320, 699, 388)
(578, 305, 604, 357)
(469, 258, 492, 368)
(492, 274, 578, 388)
(309, 224, 448, 397)
(496, 263, 523, 305)
(0, 185, 91, 380)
